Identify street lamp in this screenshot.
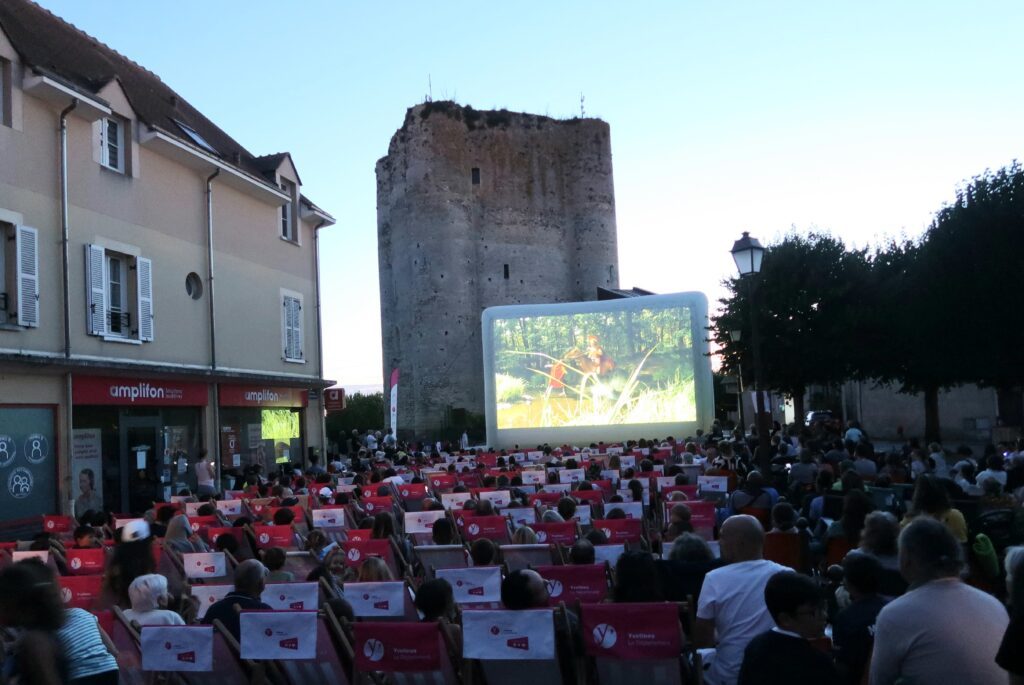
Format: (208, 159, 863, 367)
(730, 232, 771, 469)
(729, 329, 745, 434)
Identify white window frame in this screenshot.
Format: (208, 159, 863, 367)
(106, 254, 128, 337)
(100, 117, 125, 173)
(280, 179, 296, 243)
(281, 290, 304, 363)
(85, 244, 152, 343)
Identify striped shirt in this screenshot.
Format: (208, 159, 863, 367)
(56, 608, 118, 681)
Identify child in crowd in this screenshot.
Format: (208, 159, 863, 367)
(263, 547, 294, 582)
(737, 571, 839, 685)
(72, 525, 101, 549)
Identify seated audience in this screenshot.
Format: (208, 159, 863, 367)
(997, 547, 1024, 684)
(696, 515, 789, 685)
(263, 547, 294, 582)
(203, 559, 273, 640)
(124, 574, 185, 626)
(900, 475, 968, 543)
(568, 540, 595, 565)
(613, 552, 663, 603)
(833, 554, 887, 684)
(869, 518, 1009, 685)
(738, 571, 838, 684)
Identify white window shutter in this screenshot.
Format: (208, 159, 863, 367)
(14, 225, 39, 328)
(136, 256, 153, 341)
(282, 295, 303, 360)
(85, 244, 106, 335)
(292, 297, 303, 359)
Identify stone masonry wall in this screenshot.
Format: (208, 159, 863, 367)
(376, 102, 619, 439)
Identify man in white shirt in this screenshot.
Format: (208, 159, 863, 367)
(843, 421, 864, 444)
(869, 518, 1008, 685)
(696, 515, 789, 685)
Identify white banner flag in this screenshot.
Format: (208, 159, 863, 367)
(141, 625, 213, 672)
(239, 611, 317, 660)
(506, 507, 537, 527)
(215, 499, 242, 516)
(184, 501, 204, 517)
(183, 552, 226, 579)
(261, 582, 319, 611)
(462, 609, 555, 660)
(190, 584, 231, 619)
(389, 368, 399, 436)
(519, 470, 545, 485)
(312, 508, 345, 528)
(346, 581, 406, 617)
(436, 566, 502, 605)
(404, 510, 447, 534)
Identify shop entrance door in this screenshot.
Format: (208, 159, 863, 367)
(120, 417, 163, 515)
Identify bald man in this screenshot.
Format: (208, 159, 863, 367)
(695, 515, 789, 685)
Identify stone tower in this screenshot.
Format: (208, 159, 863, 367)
(376, 102, 619, 439)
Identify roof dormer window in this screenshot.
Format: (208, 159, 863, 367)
(173, 119, 217, 155)
(100, 117, 125, 173)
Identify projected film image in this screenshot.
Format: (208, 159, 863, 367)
(492, 305, 696, 429)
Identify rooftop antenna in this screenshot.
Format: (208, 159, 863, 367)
(580, 92, 585, 118)
(428, 74, 433, 103)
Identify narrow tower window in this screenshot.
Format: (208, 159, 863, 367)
(503, 264, 510, 280)
(471, 167, 481, 185)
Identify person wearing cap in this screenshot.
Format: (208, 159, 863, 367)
(103, 520, 156, 609)
(202, 559, 272, 640)
(124, 574, 184, 626)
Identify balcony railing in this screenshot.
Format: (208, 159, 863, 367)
(107, 310, 131, 334)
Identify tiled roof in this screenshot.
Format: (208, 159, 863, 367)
(0, 0, 280, 182)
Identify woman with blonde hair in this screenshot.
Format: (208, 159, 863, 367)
(357, 556, 393, 582)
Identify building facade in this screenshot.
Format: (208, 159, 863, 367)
(0, 1, 334, 527)
(377, 102, 619, 439)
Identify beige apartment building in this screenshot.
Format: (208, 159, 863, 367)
(0, 1, 334, 527)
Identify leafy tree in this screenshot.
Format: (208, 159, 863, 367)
(710, 232, 868, 427)
(325, 392, 385, 446)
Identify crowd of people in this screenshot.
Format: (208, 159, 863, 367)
(0, 418, 1021, 684)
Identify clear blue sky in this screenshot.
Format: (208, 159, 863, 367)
(35, 1, 1024, 390)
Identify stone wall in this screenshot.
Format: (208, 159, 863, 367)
(377, 102, 619, 438)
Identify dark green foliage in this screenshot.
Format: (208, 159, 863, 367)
(325, 392, 386, 445)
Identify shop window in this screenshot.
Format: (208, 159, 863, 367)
(0, 222, 39, 328)
(85, 244, 153, 342)
(281, 290, 303, 362)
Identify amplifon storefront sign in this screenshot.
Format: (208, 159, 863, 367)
(73, 376, 208, 406)
(218, 385, 308, 408)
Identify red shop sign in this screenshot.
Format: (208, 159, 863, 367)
(73, 375, 208, 406)
(218, 385, 308, 408)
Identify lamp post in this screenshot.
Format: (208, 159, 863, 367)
(730, 231, 771, 469)
(729, 329, 745, 436)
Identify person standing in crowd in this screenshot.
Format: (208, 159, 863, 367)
(869, 518, 1009, 685)
(103, 520, 157, 609)
(695, 515, 789, 685)
(737, 571, 838, 685)
(0, 560, 119, 684)
(195, 449, 216, 497)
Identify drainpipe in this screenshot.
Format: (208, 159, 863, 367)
(205, 169, 221, 489)
(59, 100, 77, 516)
(314, 220, 327, 455)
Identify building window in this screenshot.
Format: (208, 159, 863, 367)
(281, 291, 304, 362)
(100, 117, 126, 173)
(0, 222, 39, 328)
(471, 167, 480, 185)
(503, 264, 510, 279)
(0, 58, 10, 128)
(86, 244, 153, 341)
(280, 179, 296, 242)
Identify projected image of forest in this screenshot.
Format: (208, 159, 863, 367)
(492, 306, 696, 429)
